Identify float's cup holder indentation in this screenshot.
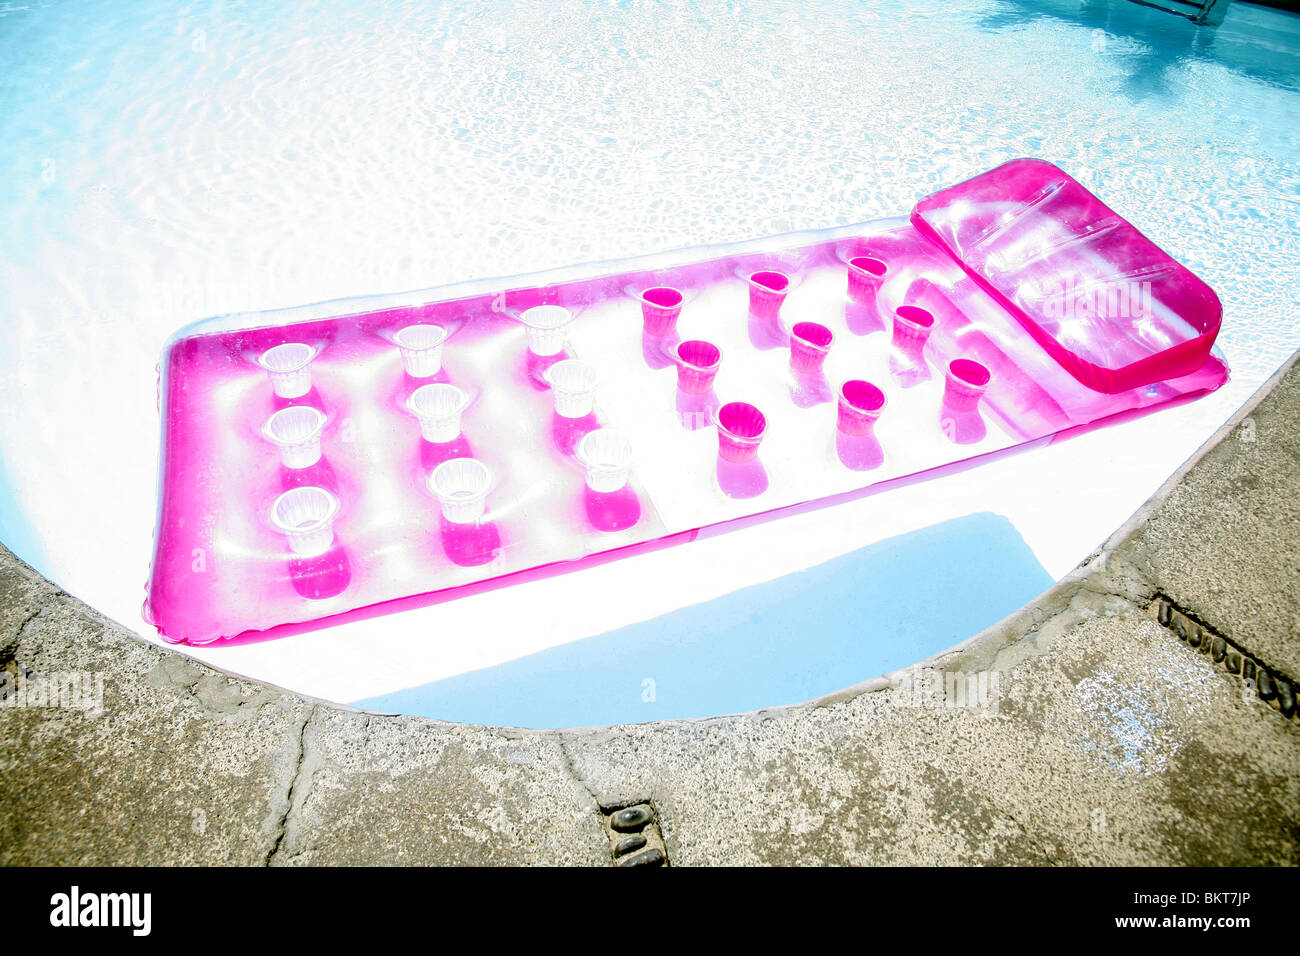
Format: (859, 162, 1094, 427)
(429, 457, 492, 524)
(259, 343, 317, 399)
(409, 383, 468, 443)
(271, 486, 340, 557)
(545, 359, 598, 418)
(521, 305, 573, 357)
(577, 428, 633, 493)
(394, 324, 448, 378)
(263, 405, 327, 469)
(716, 401, 767, 463)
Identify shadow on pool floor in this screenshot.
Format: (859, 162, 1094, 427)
(355, 511, 1055, 728)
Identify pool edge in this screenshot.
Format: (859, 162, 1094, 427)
(1, 347, 1297, 865)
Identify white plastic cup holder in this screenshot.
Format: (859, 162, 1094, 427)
(394, 324, 448, 378)
(270, 486, 340, 557)
(577, 429, 633, 493)
(263, 405, 327, 469)
(545, 359, 597, 418)
(520, 305, 572, 356)
(429, 457, 492, 524)
(259, 343, 317, 399)
(408, 383, 468, 443)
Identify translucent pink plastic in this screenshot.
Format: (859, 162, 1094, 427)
(911, 158, 1223, 394)
(145, 159, 1228, 645)
(716, 402, 767, 463)
(790, 322, 834, 374)
(675, 339, 722, 394)
(640, 287, 684, 337)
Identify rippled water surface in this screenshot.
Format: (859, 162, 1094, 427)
(0, 0, 1297, 722)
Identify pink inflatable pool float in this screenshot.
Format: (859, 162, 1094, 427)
(145, 159, 1227, 645)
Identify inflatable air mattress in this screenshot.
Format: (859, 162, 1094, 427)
(145, 159, 1227, 644)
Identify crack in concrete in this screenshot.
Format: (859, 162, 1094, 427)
(556, 735, 602, 813)
(1167, 597, 1297, 688)
(0, 343, 1293, 866)
(1151, 594, 1300, 719)
(265, 705, 317, 865)
(1077, 577, 1153, 613)
(0, 606, 43, 670)
(997, 802, 1063, 863)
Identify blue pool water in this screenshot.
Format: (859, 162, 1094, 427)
(357, 513, 1054, 726)
(0, 0, 1297, 724)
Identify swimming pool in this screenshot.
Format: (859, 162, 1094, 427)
(1, 0, 1297, 726)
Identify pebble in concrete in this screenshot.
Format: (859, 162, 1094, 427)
(1156, 597, 1298, 724)
(1258, 671, 1277, 702)
(612, 806, 653, 833)
(1277, 680, 1296, 718)
(600, 802, 668, 866)
(1124, 352, 1300, 680)
(614, 834, 647, 856)
(618, 848, 665, 868)
(3, 353, 1300, 867)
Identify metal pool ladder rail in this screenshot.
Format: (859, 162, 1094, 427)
(1129, 0, 1231, 25)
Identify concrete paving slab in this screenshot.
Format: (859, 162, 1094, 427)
(1, 353, 1297, 865)
(1117, 355, 1300, 681)
(562, 612, 1299, 865)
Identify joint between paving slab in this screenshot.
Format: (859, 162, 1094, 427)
(1150, 592, 1300, 720)
(266, 705, 319, 866)
(2, 350, 1298, 865)
(1151, 592, 1294, 681)
(0, 606, 42, 669)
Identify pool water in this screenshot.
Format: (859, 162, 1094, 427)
(357, 513, 1054, 727)
(0, 0, 1297, 727)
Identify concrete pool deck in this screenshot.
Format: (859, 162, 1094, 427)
(1, 353, 1297, 866)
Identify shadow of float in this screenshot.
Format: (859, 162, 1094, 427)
(355, 511, 1054, 728)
